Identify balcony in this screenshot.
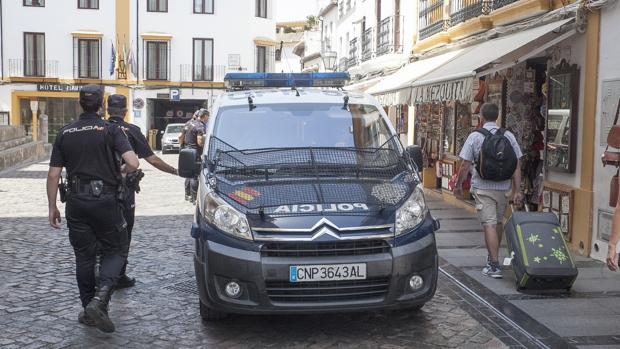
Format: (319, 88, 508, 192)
(492, 0, 519, 10)
(347, 37, 359, 68)
(361, 28, 374, 62)
(418, 0, 449, 41)
(180, 64, 227, 82)
(377, 16, 404, 56)
(9, 59, 59, 78)
(450, 0, 490, 26)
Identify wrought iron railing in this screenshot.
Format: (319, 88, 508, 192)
(492, 0, 519, 10)
(180, 64, 227, 82)
(419, 0, 449, 41)
(377, 16, 404, 56)
(450, 0, 490, 26)
(9, 59, 59, 77)
(338, 57, 348, 71)
(348, 37, 359, 68)
(361, 28, 374, 62)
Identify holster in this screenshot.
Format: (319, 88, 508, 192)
(58, 177, 67, 203)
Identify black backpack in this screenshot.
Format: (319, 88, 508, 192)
(474, 128, 518, 181)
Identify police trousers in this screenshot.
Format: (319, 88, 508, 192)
(120, 189, 136, 276)
(66, 192, 128, 308)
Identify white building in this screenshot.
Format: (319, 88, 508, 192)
(275, 22, 305, 73)
(0, 0, 276, 142)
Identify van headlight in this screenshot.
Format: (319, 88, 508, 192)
(204, 191, 252, 240)
(395, 185, 427, 236)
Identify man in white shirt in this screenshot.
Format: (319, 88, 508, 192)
(454, 103, 524, 279)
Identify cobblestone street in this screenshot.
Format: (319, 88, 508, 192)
(0, 155, 517, 349)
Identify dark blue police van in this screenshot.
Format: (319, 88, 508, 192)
(178, 73, 439, 320)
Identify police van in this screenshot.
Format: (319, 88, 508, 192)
(178, 73, 440, 320)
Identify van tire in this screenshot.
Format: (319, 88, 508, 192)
(199, 301, 228, 321)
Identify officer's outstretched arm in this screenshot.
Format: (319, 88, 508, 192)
(145, 154, 178, 175)
(46, 166, 62, 229)
(121, 150, 140, 173)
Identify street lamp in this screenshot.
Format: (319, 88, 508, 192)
(321, 51, 338, 72)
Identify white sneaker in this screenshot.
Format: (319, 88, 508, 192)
(482, 263, 503, 279)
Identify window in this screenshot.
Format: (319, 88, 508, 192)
(146, 41, 168, 80)
(194, 0, 213, 14)
(77, 39, 100, 79)
(256, 0, 267, 18)
(78, 0, 98, 9)
(193, 38, 214, 81)
(24, 33, 45, 77)
(23, 0, 44, 6)
(147, 0, 167, 12)
(256, 46, 266, 73)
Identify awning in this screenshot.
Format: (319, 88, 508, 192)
(71, 31, 103, 38)
(344, 76, 385, 93)
(411, 18, 574, 104)
(365, 49, 464, 106)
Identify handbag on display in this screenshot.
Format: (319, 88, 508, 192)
(602, 98, 620, 167)
(602, 98, 620, 207)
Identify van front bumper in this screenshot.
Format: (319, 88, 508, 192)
(194, 216, 439, 314)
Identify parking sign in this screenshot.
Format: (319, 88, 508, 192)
(169, 88, 181, 101)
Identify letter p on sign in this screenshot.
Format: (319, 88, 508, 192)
(170, 88, 180, 101)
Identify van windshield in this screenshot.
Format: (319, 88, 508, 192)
(212, 103, 396, 150)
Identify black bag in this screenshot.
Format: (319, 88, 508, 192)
(474, 128, 518, 181)
(505, 205, 578, 292)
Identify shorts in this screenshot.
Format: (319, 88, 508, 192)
(471, 188, 510, 226)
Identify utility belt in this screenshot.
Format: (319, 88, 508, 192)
(65, 177, 121, 199)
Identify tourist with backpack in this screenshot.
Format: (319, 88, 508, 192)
(454, 103, 523, 279)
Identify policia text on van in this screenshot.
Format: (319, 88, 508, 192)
(178, 73, 440, 321)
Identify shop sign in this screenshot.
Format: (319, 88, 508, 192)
(412, 78, 473, 104)
(37, 83, 83, 92)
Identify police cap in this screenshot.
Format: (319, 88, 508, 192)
(107, 94, 127, 110)
(79, 84, 104, 109)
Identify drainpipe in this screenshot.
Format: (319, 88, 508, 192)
(1, 0, 4, 80)
(136, 0, 139, 83)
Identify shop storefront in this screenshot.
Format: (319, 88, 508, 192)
(408, 18, 593, 254)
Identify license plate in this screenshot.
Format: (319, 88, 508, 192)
(289, 263, 366, 282)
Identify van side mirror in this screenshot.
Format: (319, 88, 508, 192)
(178, 148, 201, 178)
(406, 145, 423, 171)
(160, 130, 165, 135)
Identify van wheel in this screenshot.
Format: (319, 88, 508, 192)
(410, 304, 424, 312)
(199, 301, 228, 321)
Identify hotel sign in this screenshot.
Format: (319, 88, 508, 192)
(412, 78, 473, 104)
(37, 83, 84, 92)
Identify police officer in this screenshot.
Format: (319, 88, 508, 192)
(182, 109, 209, 203)
(106, 94, 179, 288)
(46, 85, 140, 333)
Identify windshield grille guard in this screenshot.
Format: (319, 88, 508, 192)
(207, 136, 419, 215)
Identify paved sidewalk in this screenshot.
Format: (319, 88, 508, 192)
(428, 191, 620, 349)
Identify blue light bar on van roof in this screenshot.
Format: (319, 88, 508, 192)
(224, 72, 350, 89)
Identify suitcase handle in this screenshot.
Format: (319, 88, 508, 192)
(509, 202, 530, 212)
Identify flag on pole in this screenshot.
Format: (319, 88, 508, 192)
(128, 44, 136, 78)
(109, 41, 116, 76)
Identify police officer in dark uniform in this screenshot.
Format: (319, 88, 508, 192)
(181, 109, 208, 203)
(46, 85, 140, 333)
(179, 109, 202, 201)
(106, 94, 179, 288)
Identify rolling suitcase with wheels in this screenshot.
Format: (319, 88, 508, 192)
(504, 205, 578, 291)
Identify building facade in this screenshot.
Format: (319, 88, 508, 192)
(359, 0, 613, 261)
(0, 0, 276, 143)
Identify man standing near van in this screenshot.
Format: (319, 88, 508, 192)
(454, 103, 523, 279)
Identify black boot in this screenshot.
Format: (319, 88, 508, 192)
(78, 310, 96, 327)
(85, 286, 115, 333)
(115, 274, 136, 289)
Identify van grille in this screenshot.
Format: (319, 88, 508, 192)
(260, 240, 391, 258)
(266, 278, 390, 303)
